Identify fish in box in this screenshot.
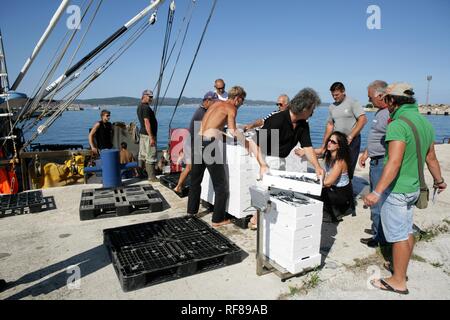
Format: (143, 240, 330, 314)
(262, 169, 323, 196)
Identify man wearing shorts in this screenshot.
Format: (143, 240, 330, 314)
(364, 83, 447, 294)
(137, 90, 158, 182)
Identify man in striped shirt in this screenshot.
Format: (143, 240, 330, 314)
(243, 94, 289, 132)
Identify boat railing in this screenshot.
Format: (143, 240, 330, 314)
(30, 143, 84, 152)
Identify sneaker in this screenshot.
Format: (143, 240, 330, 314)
(360, 237, 378, 248)
(364, 229, 375, 235)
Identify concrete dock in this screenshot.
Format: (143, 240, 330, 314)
(0, 145, 449, 300)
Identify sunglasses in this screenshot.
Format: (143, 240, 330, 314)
(215, 87, 225, 90)
(328, 139, 338, 145)
(276, 103, 283, 107)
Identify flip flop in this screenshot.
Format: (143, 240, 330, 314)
(371, 279, 409, 295)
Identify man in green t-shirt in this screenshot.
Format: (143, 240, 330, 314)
(364, 83, 447, 295)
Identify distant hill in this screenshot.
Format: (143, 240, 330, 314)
(75, 96, 277, 106)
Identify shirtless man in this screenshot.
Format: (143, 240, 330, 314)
(187, 86, 268, 227)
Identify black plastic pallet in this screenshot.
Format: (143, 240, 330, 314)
(0, 191, 56, 218)
(159, 173, 190, 198)
(79, 185, 164, 221)
(103, 216, 244, 292)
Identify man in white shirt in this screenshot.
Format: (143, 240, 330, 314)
(214, 79, 228, 101)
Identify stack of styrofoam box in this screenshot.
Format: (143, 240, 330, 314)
(200, 141, 259, 218)
(256, 170, 324, 274)
(200, 139, 308, 219)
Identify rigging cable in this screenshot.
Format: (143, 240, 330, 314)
(168, 0, 218, 130)
(44, 2, 153, 101)
(153, 1, 176, 114)
(156, 0, 196, 113)
(23, 0, 99, 123)
(23, 16, 156, 149)
(14, 0, 94, 125)
(12, 27, 73, 122)
(152, 0, 195, 106)
(10, 0, 90, 131)
(23, 0, 104, 133)
(6, 0, 92, 147)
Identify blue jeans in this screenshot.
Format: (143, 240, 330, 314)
(348, 135, 361, 180)
(381, 190, 420, 243)
(369, 157, 387, 244)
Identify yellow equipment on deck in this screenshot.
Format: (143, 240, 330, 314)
(31, 155, 85, 189)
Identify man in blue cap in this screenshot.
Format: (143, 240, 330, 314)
(174, 91, 218, 193)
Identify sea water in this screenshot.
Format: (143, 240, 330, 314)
(23, 105, 450, 150)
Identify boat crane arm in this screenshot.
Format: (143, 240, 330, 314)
(10, 0, 70, 91)
(42, 0, 165, 99)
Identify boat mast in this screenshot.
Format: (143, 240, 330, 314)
(43, 0, 166, 98)
(0, 29, 10, 94)
(10, 0, 70, 91)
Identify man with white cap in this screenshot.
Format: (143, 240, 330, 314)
(137, 90, 158, 182)
(364, 83, 447, 295)
(359, 80, 390, 248)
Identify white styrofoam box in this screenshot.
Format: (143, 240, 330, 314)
(268, 253, 322, 274)
(263, 218, 321, 245)
(264, 209, 323, 233)
(263, 235, 321, 263)
(263, 192, 323, 230)
(285, 143, 308, 173)
(262, 169, 323, 196)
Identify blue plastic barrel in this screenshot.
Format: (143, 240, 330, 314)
(101, 149, 121, 188)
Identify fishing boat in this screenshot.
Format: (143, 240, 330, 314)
(0, 0, 216, 192)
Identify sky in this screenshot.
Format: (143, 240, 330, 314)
(1, 0, 450, 104)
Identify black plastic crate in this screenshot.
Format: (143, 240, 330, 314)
(79, 185, 164, 221)
(103, 216, 244, 292)
(0, 191, 56, 218)
(159, 173, 190, 198)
